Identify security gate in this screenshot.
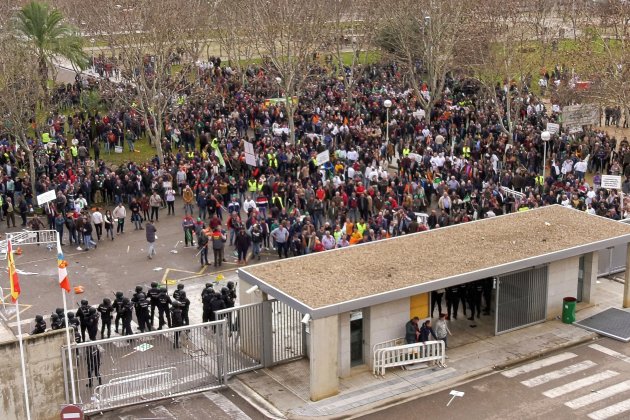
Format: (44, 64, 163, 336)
(495, 266, 548, 335)
(63, 320, 227, 413)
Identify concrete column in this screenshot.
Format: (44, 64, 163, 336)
(310, 315, 339, 401)
(581, 252, 598, 304)
(624, 246, 630, 308)
(337, 313, 351, 378)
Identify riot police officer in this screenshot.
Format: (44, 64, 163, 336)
(50, 313, 63, 330)
(202, 286, 215, 323)
(157, 287, 172, 330)
(172, 283, 185, 301)
(136, 293, 151, 333)
(121, 298, 134, 336)
(227, 281, 237, 303)
(210, 291, 226, 322)
(482, 277, 493, 315)
(67, 312, 81, 343)
(445, 286, 460, 320)
(86, 307, 100, 341)
(77, 299, 91, 342)
(31, 315, 46, 335)
(458, 283, 469, 318)
(98, 298, 114, 339)
(147, 281, 160, 326)
(171, 301, 184, 348)
(131, 285, 144, 322)
(178, 291, 190, 325)
(113, 291, 125, 334)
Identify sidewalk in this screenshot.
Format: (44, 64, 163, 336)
(229, 277, 625, 419)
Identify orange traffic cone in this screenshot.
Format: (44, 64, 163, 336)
(74, 285, 85, 294)
(15, 247, 22, 256)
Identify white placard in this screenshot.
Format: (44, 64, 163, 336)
(562, 104, 599, 128)
(245, 153, 257, 167)
(114, 145, 123, 153)
(408, 152, 422, 163)
(37, 190, 56, 206)
(569, 126, 583, 134)
(244, 140, 254, 155)
(316, 150, 330, 166)
(163, 181, 172, 189)
(601, 175, 622, 190)
(546, 123, 560, 134)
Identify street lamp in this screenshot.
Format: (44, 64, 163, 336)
(384, 99, 392, 146)
(275, 77, 282, 98)
(541, 130, 551, 186)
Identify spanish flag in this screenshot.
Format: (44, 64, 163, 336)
(57, 240, 71, 293)
(7, 240, 20, 303)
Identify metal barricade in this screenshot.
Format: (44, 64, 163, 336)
(64, 320, 227, 413)
(373, 340, 446, 376)
(372, 337, 406, 354)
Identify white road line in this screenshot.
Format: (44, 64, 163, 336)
(587, 398, 630, 420)
(589, 343, 630, 364)
(502, 352, 578, 378)
(149, 405, 177, 419)
(565, 380, 630, 409)
(542, 370, 619, 398)
(520, 360, 597, 388)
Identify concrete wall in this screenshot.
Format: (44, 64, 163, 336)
(365, 297, 409, 368)
(0, 329, 67, 420)
(547, 256, 580, 319)
(337, 312, 351, 378)
(581, 252, 598, 304)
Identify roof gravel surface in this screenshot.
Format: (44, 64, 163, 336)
(244, 206, 630, 309)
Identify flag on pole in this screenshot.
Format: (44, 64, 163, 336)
(211, 138, 226, 167)
(7, 240, 20, 303)
(57, 241, 71, 293)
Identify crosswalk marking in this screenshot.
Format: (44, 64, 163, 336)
(589, 343, 630, 364)
(520, 360, 596, 388)
(587, 398, 630, 420)
(565, 380, 630, 410)
(542, 370, 619, 398)
(501, 352, 578, 378)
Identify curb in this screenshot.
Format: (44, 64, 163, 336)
(285, 333, 601, 420)
(228, 376, 287, 420)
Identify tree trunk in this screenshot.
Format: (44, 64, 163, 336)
(27, 148, 36, 196)
(286, 97, 296, 144)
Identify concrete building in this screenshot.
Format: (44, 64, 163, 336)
(238, 205, 630, 401)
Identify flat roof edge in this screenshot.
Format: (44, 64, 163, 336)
(237, 269, 314, 315)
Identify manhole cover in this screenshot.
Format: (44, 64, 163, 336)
(574, 307, 630, 342)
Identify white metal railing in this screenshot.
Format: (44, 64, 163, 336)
(372, 337, 406, 354)
(500, 186, 525, 199)
(93, 367, 178, 409)
(0, 229, 58, 258)
(373, 340, 446, 376)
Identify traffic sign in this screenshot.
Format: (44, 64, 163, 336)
(60, 404, 83, 419)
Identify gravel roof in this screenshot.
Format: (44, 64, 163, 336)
(242, 206, 630, 310)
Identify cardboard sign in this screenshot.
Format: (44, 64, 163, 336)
(245, 153, 257, 167)
(244, 140, 254, 155)
(546, 123, 560, 134)
(163, 181, 172, 189)
(562, 104, 599, 128)
(601, 175, 621, 190)
(37, 190, 56, 206)
(316, 150, 330, 166)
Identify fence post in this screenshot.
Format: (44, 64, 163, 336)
(262, 300, 274, 367)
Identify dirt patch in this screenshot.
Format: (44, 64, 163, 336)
(244, 206, 630, 309)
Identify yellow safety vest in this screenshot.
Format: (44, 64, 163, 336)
(256, 182, 264, 192)
(356, 222, 367, 235)
(42, 133, 50, 144)
(273, 196, 283, 208)
(248, 180, 257, 192)
(267, 153, 278, 168)
(187, 151, 194, 159)
(462, 146, 471, 158)
(403, 148, 410, 157)
(536, 175, 544, 186)
(71, 146, 78, 157)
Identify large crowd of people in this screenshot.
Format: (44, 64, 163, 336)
(6, 58, 630, 340)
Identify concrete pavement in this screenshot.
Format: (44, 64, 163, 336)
(226, 277, 627, 419)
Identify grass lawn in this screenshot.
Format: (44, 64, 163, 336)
(101, 137, 157, 168)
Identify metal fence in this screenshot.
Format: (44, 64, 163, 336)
(64, 320, 227, 413)
(216, 302, 265, 375)
(270, 299, 305, 365)
(495, 266, 548, 334)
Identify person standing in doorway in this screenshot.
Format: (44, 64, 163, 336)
(405, 317, 420, 344)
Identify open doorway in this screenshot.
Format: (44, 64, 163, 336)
(350, 310, 363, 367)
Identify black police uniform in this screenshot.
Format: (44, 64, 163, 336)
(137, 297, 151, 333)
(112, 293, 125, 333)
(98, 299, 114, 339)
(157, 290, 172, 329)
(170, 302, 184, 348)
(147, 283, 160, 326)
(77, 301, 91, 342)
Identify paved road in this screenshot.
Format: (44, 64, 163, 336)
(359, 338, 630, 420)
(92, 388, 267, 420)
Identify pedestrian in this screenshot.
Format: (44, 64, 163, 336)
(211, 227, 226, 267)
(146, 220, 157, 259)
(149, 190, 163, 222)
(182, 215, 195, 247)
(271, 221, 290, 258)
(103, 209, 115, 240)
(434, 313, 452, 349)
(91, 208, 104, 241)
(419, 320, 438, 343)
(405, 317, 420, 344)
(234, 228, 251, 264)
(113, 202, 126, 235)
(30, 315, 46, 335)
(112, 291, 125, 334)
(249, 223, 263, 260)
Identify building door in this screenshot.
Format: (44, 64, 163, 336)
(577, 256, 585, 302)
(495, 266, 548, 335)
(350, 310, 363, 367)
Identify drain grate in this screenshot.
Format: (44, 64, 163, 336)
(574, 307, 630, 342)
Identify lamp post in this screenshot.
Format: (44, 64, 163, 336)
(275, 77, 282, 99)
(384, 99, 392, 145)
(541, 130, 551, 185)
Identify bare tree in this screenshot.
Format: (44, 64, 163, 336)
(378, 0, 470, 118)
(0, 36, 42, 193)
(247, 0, 330, 143)
(213, 0, 256, 85)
